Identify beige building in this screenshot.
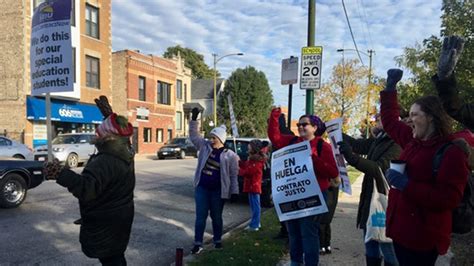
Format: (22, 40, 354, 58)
(0, 0, 112, 149)
(170, 53, 193, 137)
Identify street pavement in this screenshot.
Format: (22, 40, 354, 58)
(0, 157, 252, 265)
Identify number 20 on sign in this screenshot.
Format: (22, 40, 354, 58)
(300, 46, 323, 90)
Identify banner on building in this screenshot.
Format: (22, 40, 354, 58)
(227, 94, 239, 137)
(30, 0, 73, 95)
(326, 118, 352, 195)
(271, 141, 328, 222)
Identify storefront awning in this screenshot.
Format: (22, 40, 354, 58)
(26, 96, 103, 124)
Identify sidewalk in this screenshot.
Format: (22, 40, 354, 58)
(278, 174, 365, 265)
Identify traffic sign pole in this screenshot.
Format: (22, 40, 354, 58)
(306, 0, 315, 115)
(288, 56, 294, 128)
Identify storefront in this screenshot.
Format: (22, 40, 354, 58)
(26, 96, 103, 147)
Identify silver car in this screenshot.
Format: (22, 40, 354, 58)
(34, 133, 96, 168)
(0, 137, 34, 160)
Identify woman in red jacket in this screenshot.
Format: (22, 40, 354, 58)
(239, 139, 267, 231)
(380, 69, 469, 266)
(268, 107, 339, 266)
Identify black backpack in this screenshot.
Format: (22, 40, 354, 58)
(433, 142, 474, 234)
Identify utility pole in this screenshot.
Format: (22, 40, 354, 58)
(306, 0, 315, 115)
(365, 49, 374, 138)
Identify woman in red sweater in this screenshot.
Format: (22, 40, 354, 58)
(268, 107, 339, 266)
(239, 139, 267, 231)
(380, 69, 469, 266)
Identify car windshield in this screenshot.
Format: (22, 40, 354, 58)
(52, 135, 80, 144)
(168, 138, 186, 145)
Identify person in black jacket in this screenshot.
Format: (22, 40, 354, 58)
(337, 114, 401, 266)
(44, 96, 135, 266)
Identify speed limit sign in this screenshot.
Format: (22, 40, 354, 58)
(300, 46, 323, 90)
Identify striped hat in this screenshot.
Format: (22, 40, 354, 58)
(96, 113, 133, 137)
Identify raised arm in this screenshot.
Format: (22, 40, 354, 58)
(267, 108, 298, 149)
(189, 108, 207, 150)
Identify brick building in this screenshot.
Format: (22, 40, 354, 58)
(0, 0, 112, 148)
(112, 50, 193, 154)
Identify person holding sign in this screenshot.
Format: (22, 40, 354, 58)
(380, 69, 469, 265)
(189, 108, 239, 255)
(337, 113, 401, 266)
(239, 139, 268, 231)
(268, 107, 339, 266)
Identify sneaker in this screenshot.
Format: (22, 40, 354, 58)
(244, 226, 259, 231)
(214, 243, 223, 249)
(326, 246, 332, 254)
(319, 247, 326, 255)
(191, 245, 203, 255)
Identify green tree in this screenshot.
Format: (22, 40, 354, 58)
(395, 0, 474, 110)
(163, 45, 219, 79)
(218, 66, 273, 137)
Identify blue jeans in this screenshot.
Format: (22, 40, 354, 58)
(364, 230, 399, 265)
(248, 193, 261, 229)
(287, 215, 320, 266)
(194, 185, 225, 245)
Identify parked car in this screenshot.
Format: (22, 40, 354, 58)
(224, 138, 273, 207)
(157, 137, 198, 159)
(33, 133, 96, 168)
(0, 158, 44, 208)
(0, 137, 34, 160)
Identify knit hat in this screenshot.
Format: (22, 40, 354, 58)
(96, 113, 133, 137)
(210, 125, 227, 144)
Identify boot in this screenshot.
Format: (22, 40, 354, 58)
(366, 256, 382, 266)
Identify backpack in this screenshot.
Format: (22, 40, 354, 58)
(289, 136, 324, 156)
(433, 142, 474, 234)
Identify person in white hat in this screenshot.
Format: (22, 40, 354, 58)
(188, 108, 239, 254)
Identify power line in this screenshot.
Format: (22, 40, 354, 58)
(360, 0, 374, 49)
(341, 0, 365, 66)
(355, 0, 369, 48)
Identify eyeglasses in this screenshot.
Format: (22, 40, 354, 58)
(296, 122, 311, 128)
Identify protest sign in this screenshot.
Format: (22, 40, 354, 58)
(227, 94, 239, 137)
(30, 0, 73, 95)
(271, 141, 328, 222)
(325, 118, 352, 195)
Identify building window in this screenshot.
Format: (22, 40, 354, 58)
(86, 55, 100, 89)
(139, 76, 146, 101)
(157, 81, 171, 105)
(156, 129, 163, 143)
(184, 84, 187, 103)
(176, 79, 183, 100)
(85, 4, 99, 39)
(167, 129, 173, 141)
(176, 112, 182, 130)
(143, 128, 152, 143)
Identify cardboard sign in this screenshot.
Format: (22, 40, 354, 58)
(227, 94, 239, 137)
(271, 141, 328, 222)
(326, 118, 352, 195)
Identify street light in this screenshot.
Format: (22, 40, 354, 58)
(212, 52, 244, 126)
(337, 48, 375, 138)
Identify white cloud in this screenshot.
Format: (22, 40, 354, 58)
(112, 0, 442, 118)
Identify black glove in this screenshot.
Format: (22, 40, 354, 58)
(43, 159, 64, 180)
(337, 141, 359, 165)
(230, 194, 239, 203)
(438, 36, 464, 80)
(191, 108, 200, 121)
(384, 69, 403, 91)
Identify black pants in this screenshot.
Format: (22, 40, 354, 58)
(319, 186, 339, 248)
(319, 223, 331, 248)
(98, 254, 127, 266)
(393, 242, 438, 266)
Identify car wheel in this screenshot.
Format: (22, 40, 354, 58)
(13, 154, 25, 159)
(179, 150, 186, 159)
(0, 173, 27, 208)
(66, 153, 79, 168)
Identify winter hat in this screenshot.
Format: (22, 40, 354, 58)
(96, 113, 133, 137)
(210, 125, 227, 144)
(249, 139, 263, 152)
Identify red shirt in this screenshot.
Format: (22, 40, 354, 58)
(267, 108, 339, 191)
(380, 91, 469, 254)
(239, 158, 265, 194)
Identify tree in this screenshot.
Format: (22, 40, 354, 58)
(314, 59, 381, 133)
(163, 45, 219, 79)
(218, 66, 273, 137)
(395, 0, 474, 111)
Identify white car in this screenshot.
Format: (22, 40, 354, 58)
(34, 133, 97, 168)
(0, 137, 34, 160)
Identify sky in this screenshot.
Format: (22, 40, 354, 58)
(111, 0, 443, 117)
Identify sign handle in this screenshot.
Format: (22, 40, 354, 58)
(46, 93, 53, 162)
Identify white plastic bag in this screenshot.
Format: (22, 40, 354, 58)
(365, 168, 392, 243)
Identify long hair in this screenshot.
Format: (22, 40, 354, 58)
(413, 96, 452, 137)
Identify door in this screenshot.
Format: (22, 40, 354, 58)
(132, 127, 139, 154)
